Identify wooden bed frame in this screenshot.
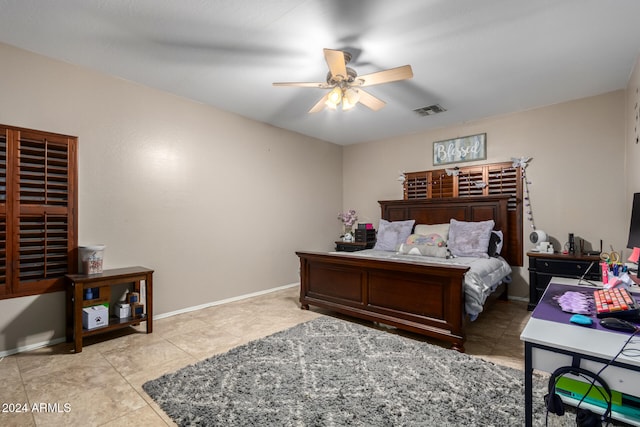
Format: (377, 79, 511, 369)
(297, 195, 519, 352)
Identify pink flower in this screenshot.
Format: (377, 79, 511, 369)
(338, 210, 357, 226)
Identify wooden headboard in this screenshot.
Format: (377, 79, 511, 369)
(379, 195, 521, 266)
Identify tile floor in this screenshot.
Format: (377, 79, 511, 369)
(0, 286, 531, 426)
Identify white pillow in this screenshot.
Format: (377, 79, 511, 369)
(414, 223, 450, 242)
(373, 219, 416, 251)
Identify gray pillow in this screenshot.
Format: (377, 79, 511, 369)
(373, 219, 416, 251)
(447, 218, 495, 258)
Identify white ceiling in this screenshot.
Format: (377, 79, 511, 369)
(1, 0, 640, 145)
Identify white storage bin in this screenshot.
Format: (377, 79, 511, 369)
(82, 305, 108, 330)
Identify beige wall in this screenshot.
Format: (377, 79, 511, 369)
(626, 57, 640, 202)
(0, 42, 343, 354)
(1, 39, 637, 355)
(343, 90, 627, 300)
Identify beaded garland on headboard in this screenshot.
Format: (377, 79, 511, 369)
(402, 160, 523, 266)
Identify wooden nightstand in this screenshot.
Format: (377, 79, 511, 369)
(335, 241, 371, 252)
(527, 252, 601, 310)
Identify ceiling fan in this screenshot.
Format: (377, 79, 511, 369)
(273, 48, 413, 113)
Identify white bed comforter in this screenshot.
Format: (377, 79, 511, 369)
(330, 249, 512, 320)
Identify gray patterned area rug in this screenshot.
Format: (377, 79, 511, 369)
(143, 316, 575, 426)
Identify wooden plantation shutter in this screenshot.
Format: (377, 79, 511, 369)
(403, 161, 523, 266)
(0, 124, 78, 299)
(0, 131, 7, 297)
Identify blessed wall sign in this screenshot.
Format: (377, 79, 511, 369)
(433, 133, 487, 165)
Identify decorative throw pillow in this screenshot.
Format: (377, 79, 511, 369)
(405, 233, 446, 247)
(447, 218, 495, 258)
(397, 243, 450, 258)
(414, 223, 450, 242)
(487, 231, 504, 257)
(373, 219, 416, 251)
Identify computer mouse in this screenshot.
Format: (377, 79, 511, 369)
(600, 317, 638, 333)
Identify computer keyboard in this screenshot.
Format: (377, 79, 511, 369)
(594, 288, 640, 319)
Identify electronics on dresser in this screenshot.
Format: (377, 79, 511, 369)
(583, 239, 602, 256)
(569, 233, 575, 254)
(530, 230, 548, 244)
(536, 241, 554, 254)
(593, 288, 640, 320)
(530, 230, 553, 253)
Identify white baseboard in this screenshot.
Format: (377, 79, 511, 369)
(0, 283, 300, 358)
(153, 282, 299, 320)
(0, 337, 67, 358)
(0, 285, 528, 358)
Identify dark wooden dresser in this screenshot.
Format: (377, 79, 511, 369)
(527, 252, 601, 310)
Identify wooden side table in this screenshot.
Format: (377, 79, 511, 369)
(65, 266, 154, 353)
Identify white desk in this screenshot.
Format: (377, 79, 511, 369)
(520, 277, 640, 426)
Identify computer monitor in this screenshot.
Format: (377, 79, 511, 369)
(628, 193, 640, 265)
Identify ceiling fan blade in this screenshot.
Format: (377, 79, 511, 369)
(273, 81, 331, 88)
(324, 48, 348, 81)
(356, 65, 413, 87)
(309, 93, 330, 113)
(357, 89, 386, 111)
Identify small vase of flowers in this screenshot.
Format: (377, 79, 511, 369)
(338, 209, 357, 241)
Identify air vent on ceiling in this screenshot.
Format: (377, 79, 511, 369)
(414, 104, 446, 116)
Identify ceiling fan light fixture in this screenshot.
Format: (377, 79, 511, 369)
(273, 49, 413, 114)
(342, 99, 355, 110)
(325, 99, 338, 110)
(342, 88, 360, 111)
(345, 88, 360, 103)
(327, 87, 342, 105)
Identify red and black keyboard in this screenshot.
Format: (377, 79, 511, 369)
(594, 288, 640, 319)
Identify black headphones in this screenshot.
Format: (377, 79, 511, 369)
(545, 366, 612, 427)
